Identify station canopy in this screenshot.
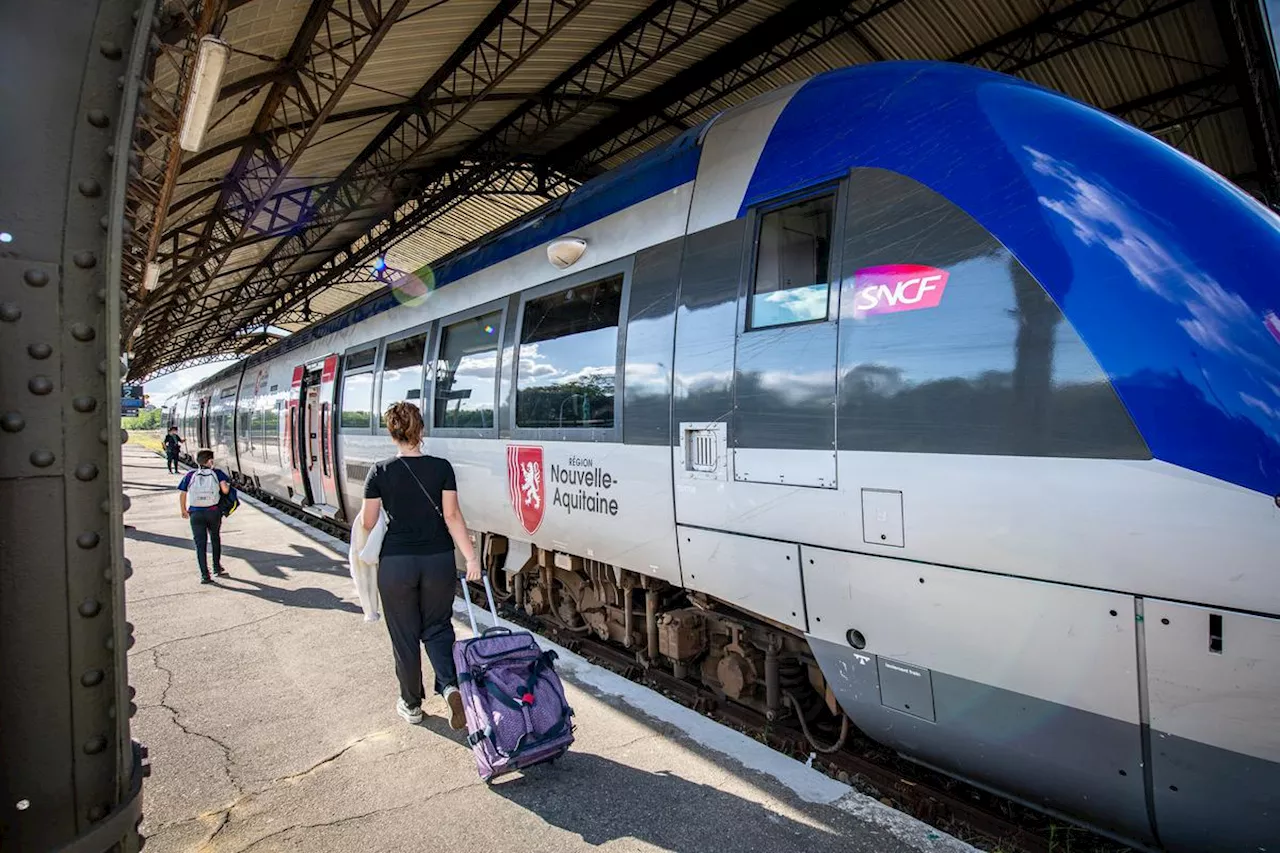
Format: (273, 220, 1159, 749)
(123, 0, 1280, 380)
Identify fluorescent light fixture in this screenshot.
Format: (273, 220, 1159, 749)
(142, 261, 161, 291)
(178, 36, 231, 153)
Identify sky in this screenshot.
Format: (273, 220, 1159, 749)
(142, 360, 237, 409)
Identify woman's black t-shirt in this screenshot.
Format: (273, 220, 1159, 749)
(363, 455, 457, 557)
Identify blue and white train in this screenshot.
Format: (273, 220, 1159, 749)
(165, 62, 1280, 851)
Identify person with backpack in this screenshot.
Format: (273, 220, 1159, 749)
(162, 426, 184, 473)
(359, 401, 481, 728)
(178, 449, 231, 584)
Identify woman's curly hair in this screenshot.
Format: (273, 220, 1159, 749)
(384, 401, 423, 445)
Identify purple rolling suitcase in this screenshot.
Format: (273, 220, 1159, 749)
(454, 575, 575, 782)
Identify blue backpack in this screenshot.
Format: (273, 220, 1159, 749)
(217, 482, 239, 517)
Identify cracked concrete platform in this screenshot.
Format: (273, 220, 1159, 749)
(124, 443, 971, 853)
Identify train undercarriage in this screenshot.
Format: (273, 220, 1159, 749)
(476, 532, 843, 744)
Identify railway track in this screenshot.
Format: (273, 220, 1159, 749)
(231, 476, 1131, 853)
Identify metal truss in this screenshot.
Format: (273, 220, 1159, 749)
(954, 0, 1195, 74)
(248, 0, 767, 333)
(1214, 0, 1280, 204)
(130, 0, 592, 378)
(132, 0, 411, 341)
(1109, 70, 1238, 139)
(120, 0, 220, 324)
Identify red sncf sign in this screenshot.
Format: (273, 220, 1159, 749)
(852, 264, 949, 317)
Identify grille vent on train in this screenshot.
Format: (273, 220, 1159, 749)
(680, 422, 727, 480)
(689, 431, 718, 472)
(347, 462, 371, 485)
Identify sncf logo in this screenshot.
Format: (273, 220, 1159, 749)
(852, 264, 949, 317)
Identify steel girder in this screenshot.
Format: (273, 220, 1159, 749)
(241, 0, 768, 335)
(133, 0, 411, 341)
(1214, 0, 1280, 204)
(130, 0, 592, 378)
(954, 0, 1196, 73)
(1, 0, 149, 848)
(1109, 70, 1239, 144)
(120, 1, 223, 334)
(155, 161, 574, 340)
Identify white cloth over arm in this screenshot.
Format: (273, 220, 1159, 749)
(347, 511, 386, 622)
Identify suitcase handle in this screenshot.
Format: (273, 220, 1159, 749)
(461, 571, 501, 636)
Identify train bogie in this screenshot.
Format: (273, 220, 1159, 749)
(164, 61, 1280, 850)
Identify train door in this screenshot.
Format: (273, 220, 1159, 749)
(285, 356, 341, 516)
(731, 185, 843, 488)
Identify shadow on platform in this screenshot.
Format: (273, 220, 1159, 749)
(490, 752, 847, 853)
(125, 527, 347, 581)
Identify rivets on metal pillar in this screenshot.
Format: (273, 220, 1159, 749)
(124, 558, 134, 579)
(0, 303, 20, 322)
(71, 323, 95, 341)
(79, 598, 102, 617)
(30, 450, 55, 467)
(96, 288, 106, 304)
(98, 359, 108, 375)
(73, 251, 97, 269)
(75, 462, 99, 481)
(1, 413, 24, 433)
(121, 429, 130, 445)
(83, 736, 108, 755)
(28, 343, 52, 359)
(77, 532, 101, 550)
(104, 635, 113, 651)
(87, 109, 110, 128)
(23, 269, 48, 287)
(78, 179, 102, 198)
(88, 804, 108, 822)
(122, 494, 131, 512)
(99, 428, 108, 444)
(100, 215, 110, 231)
(100, 41, 123, 60)
(81, 669, 105, 687)
(73, 396, 97, 413)
(28, 376, 53, 395)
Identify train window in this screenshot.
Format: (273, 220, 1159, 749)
(515, 275, 622, 429)
(837, 168, 1149, 459)
(748, 194, 834, 330)
(379, 333, 427, 427)
(340, 373, 374, 429)
(345, 347, 376, 371)
(340, 346, 377, 431)
(435, 312, 501, 429)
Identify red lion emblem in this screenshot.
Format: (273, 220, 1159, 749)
(507, 445, 544, 534)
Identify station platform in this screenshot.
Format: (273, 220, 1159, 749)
(122, 443, 974, 853)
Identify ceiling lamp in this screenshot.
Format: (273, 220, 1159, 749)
(142, 261, 161, 291)
(547, 237, 587, 269)
(178, 36, 231, 153)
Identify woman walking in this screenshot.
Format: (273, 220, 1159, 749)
(361, 401, 481, 727)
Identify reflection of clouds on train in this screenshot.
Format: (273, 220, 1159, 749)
(1031, 147, 1277, 372)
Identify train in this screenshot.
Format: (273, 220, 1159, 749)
(162, 61, 1280, 851)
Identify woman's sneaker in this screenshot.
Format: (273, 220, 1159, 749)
(444, 687, 466, 730)
(396, 699, 423, 724)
